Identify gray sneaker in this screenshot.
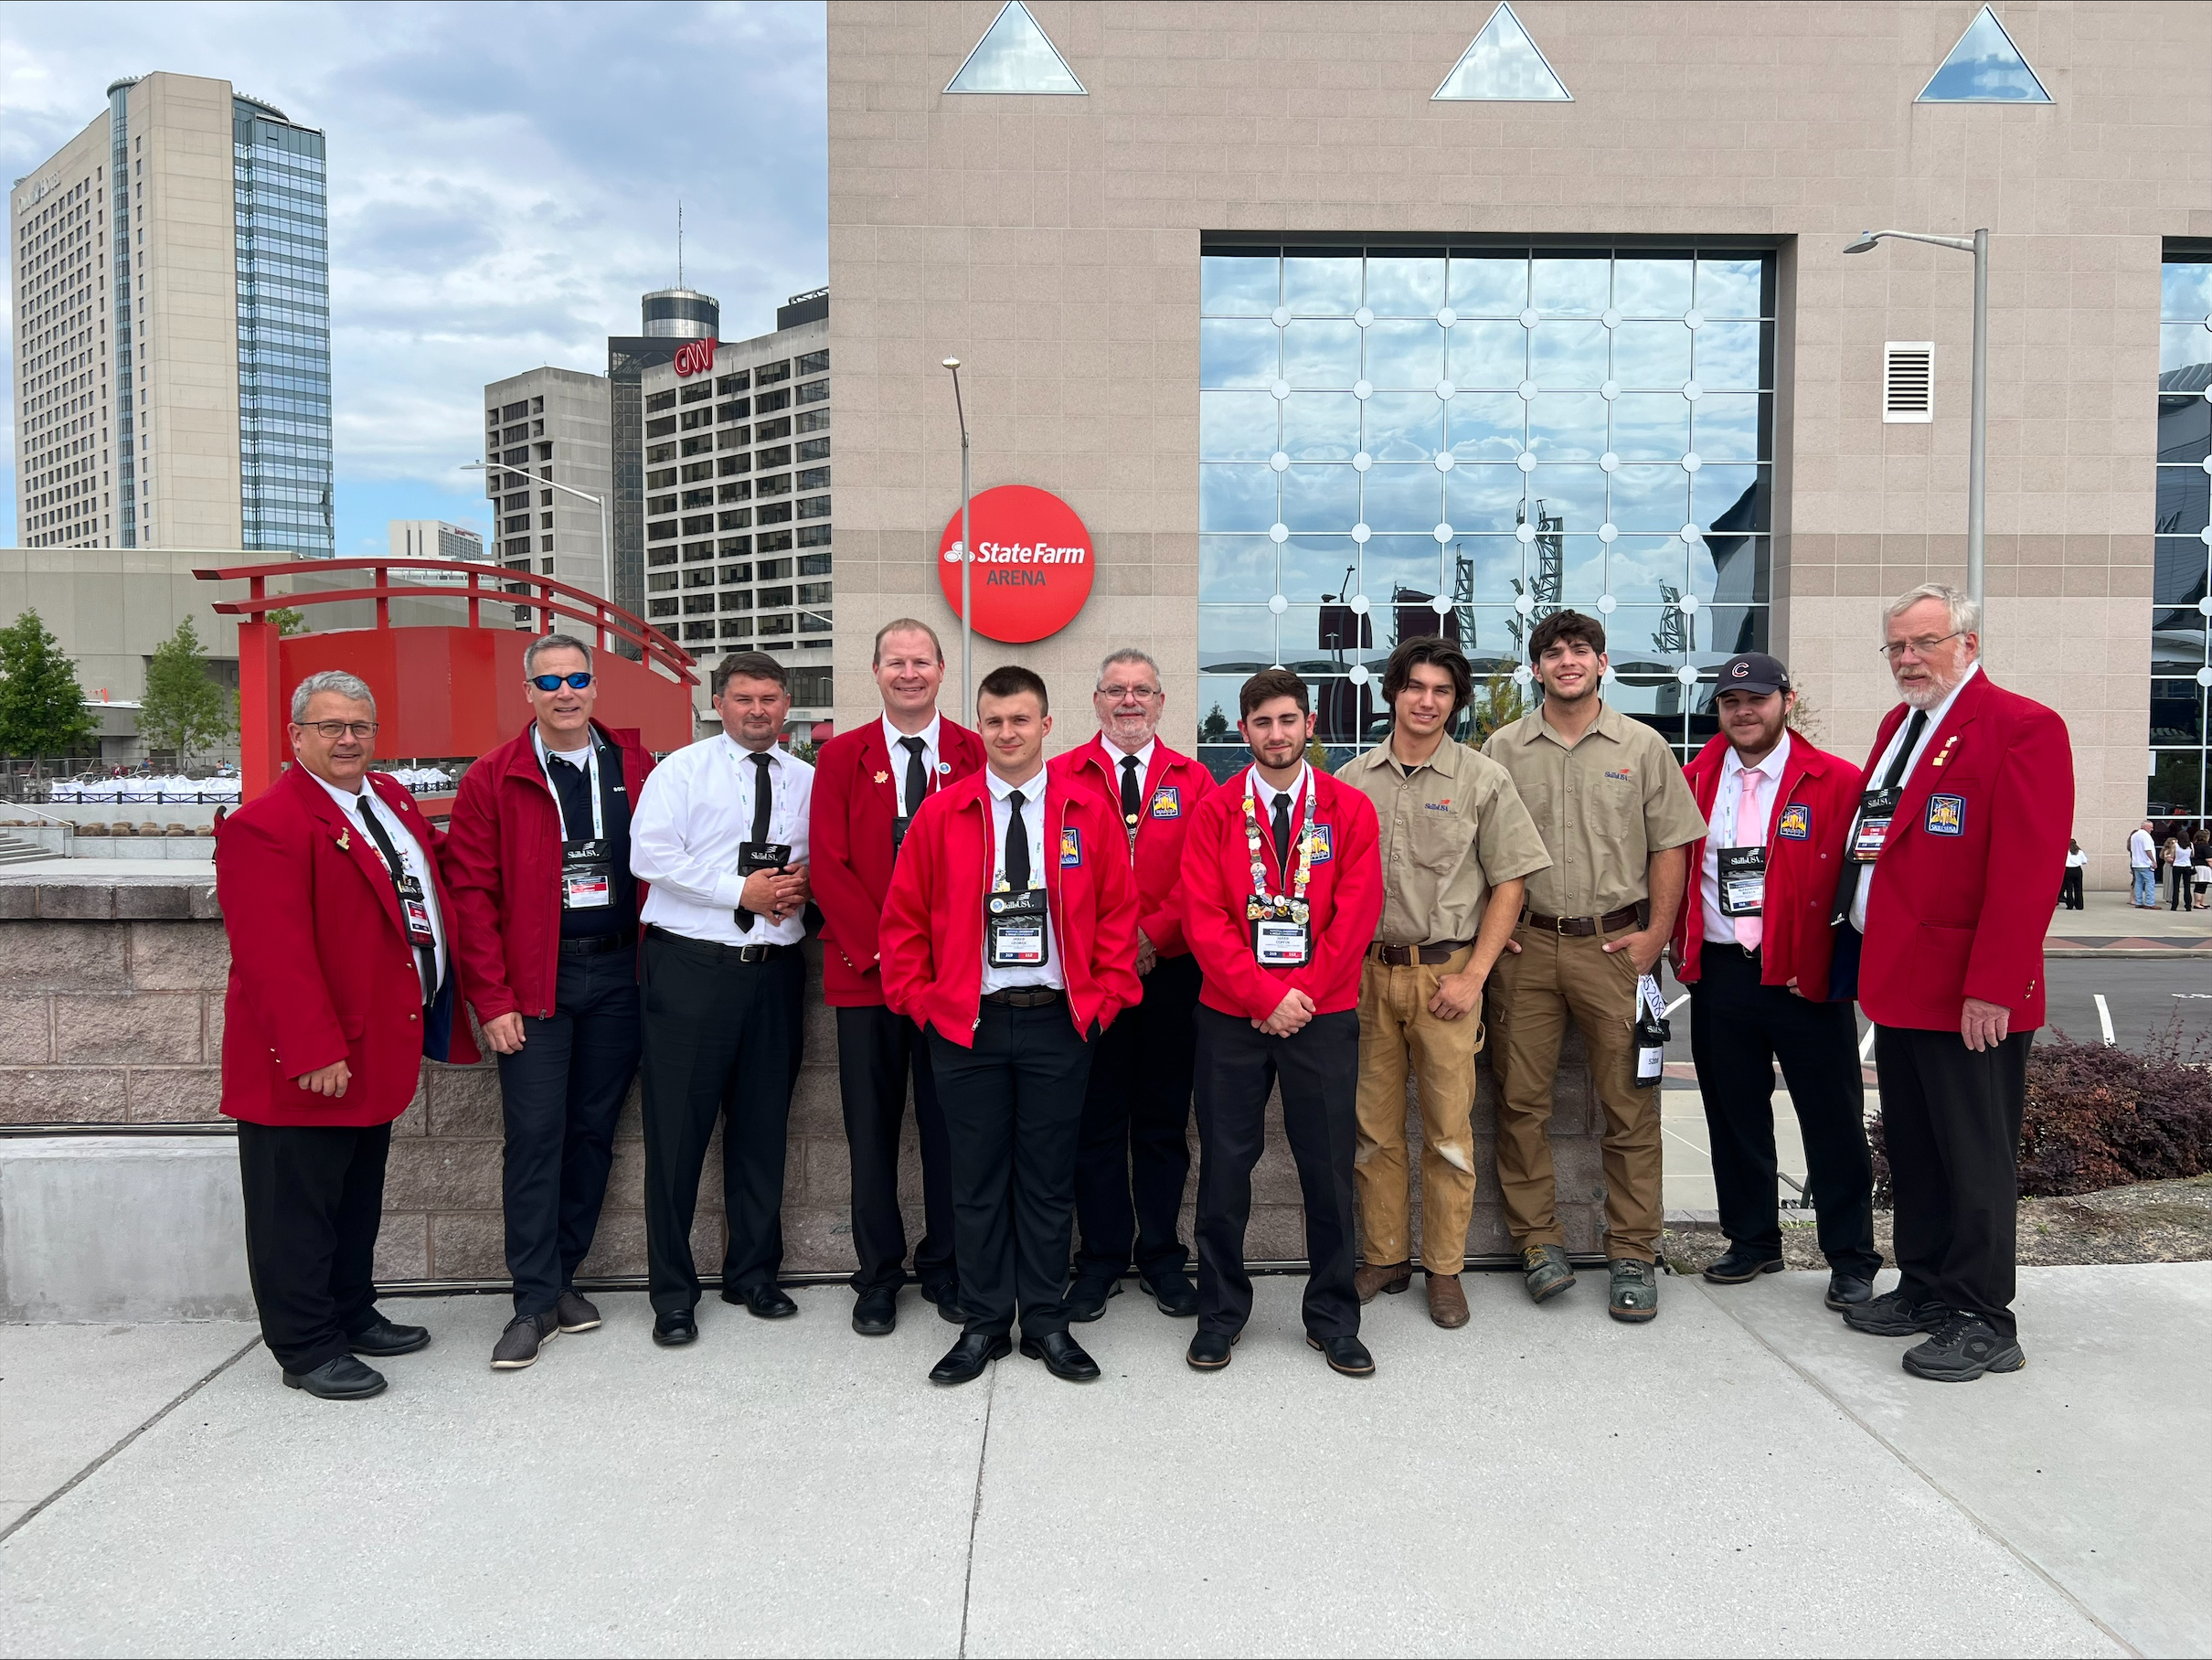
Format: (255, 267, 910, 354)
(1608, 1258, 1659, 1323)
(1521, 1244, 1576, 1304)
(555, 1291, 602, 1333)
(491, 1309, 559, 1370)
(1901, 1313, 2025, 1382)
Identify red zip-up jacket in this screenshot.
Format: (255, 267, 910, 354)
(809, 716, 987, 1006)
(1048, 734, 1217, 958)
(441, 719, 654, 1023)
(879, 768, 1143, 1047)
(1180, 765, 1384, 1022)
(1667, 731, 1859, 1003)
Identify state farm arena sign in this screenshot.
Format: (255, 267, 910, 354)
(673, 338, 718, 378)
(937, 484, 1094, 644)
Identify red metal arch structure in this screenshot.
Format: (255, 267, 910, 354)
(197, 559, 699, 802)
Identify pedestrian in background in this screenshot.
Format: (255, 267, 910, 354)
(2169, 830, 2194, 911)
(2059, 838, 2086, 911)
(2193, 826, 2210, 909)
(2128, 821, 2157, 908)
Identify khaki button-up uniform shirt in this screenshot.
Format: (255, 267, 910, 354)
(1341, 737, 1552, 947)
(1482, 701, 1707, 920)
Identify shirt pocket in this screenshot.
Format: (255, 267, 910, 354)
(1408, 806, 1471, 876)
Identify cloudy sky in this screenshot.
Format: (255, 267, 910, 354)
(2, 0, 828, 551)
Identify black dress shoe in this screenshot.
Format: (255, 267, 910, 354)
(1065, 1277, 1121, 1323)
(1307, 1333, 1376, 1377)
(347, 1315, 431, 1357)
(929, 1332, 1010, 1385)
(723, 1282, 799, 1319)
(922, 1283, 965, 1325)
(1020, 1330, 1101, 1381)
(282, 1355, 387, 1399)
(1703, 1247, 1786, 1284)
(1186, 1329, 1239, 1370)
(652, 1308, 698, 1346)
(852, 1287, 898, 1336)
(1140, 1271, 1200, 1318)
(1824, 1272, 1876, 1311)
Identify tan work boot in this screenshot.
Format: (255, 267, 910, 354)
(1425, 1272, 1470, 1329)
(1354, 1260, 1412, 1304)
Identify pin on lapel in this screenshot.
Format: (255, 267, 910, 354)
(1931, 736, 1961, 769)
(336, 828, 352, 851)
(873, 771, 889, 784)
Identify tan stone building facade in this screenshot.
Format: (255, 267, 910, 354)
(827, 1, 2212, 885)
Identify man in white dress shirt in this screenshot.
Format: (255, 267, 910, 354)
(629, 652, 812, 1346)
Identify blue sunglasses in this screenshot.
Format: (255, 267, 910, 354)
(530, 672, 593, 691)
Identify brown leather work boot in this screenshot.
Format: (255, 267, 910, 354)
(1425, 1272, 1470, 1329)
(1354, 1261, 1412, 1304)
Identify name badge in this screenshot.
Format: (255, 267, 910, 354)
(985, 888, 1049, 968)
(1251, 916, 1311, 967)
(891, 814, 911, 859)
(739, 840, 792, 878)
(1716, 846, 1765, 917)
(560, 837, 613, 910)
(1852, 786, 1900, 863)
(395, 874, 436, 946)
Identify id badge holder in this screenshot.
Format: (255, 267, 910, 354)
(560, 837, 613, 910)
(1716, 846, 1766, 917)
(1853, 786, 1899, 863)
(1250, 916, 1311, 967)
(892, 814, 911, 858)
(396, 875, 436, 947)
(739, 840, 792, 878)
(985, 889, 1049, 969)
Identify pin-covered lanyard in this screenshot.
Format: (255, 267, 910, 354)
(1242, 767, 1316, 925)
(534, 729, 606, 842)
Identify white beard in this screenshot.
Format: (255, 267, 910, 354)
(1897, 660, 1969, 710)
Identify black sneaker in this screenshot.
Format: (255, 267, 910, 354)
(1901, 1313, 2026, 1382)
(492, 1309, 559, 1371)
(555, 1291, 602, 1333)
(1065, 1277, 1121, 1323)
(1841, 1288, 1948, 1336)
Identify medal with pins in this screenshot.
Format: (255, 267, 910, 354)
(1242, 766, 1315, 926)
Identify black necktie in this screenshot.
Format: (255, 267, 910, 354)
(1005, 789, 1031, 890)
(1881, 709, 1930, 790)
(1271, 790, 1292, 878)
(899, 734, 929, 817)
(736, 752, 772, 932)
(356, 793, 435, 1002)
(1121, 753, 1142, 828)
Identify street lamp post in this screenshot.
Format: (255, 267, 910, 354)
(1845, 228, 1991, 630)
(942, 357, 973, 717)
(463, 461, 614, 643)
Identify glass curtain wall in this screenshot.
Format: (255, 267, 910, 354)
(1198, 243, 1774, 774)
(2152, 248, 2212, 820)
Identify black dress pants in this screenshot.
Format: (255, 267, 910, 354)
(1073, 951, 1200, 1284)
(926, 1000, 1093, 1341)
(1192, 1005, 1361, 1341)
(497, 948, 642, 1316)
(236, 1119, 393, 1374)
(836, 1003, 958, 1298)
(639, 930, 805, 1314)
(1687, 943, 1880, 1279)
(2058, 867, 2084, 910)
(1875, 1023, 2032, 1341)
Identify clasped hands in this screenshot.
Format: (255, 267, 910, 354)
(740, 861, 811, 925)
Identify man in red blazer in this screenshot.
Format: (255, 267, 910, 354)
(216, 670, 479, 1400)
(1667, 652, 1880, 1312)
(1829, 584, 2073, 1382)
(442, 633, 654, 1372)
(1178, 670, 1384, 1378)
(880, 665, 1142, 1387)
(808, 618, 985, 1335)
(1048, 647, 1215, 1322)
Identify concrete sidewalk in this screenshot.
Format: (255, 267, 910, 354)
(4, 1264, 2201, 1658)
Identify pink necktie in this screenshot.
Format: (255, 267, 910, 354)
(1734, 770, 1764, 952)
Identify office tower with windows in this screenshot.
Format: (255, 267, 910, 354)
(479, 366, 613, 594)
(607, 288, 718, 625)
(9, 70, 331, 555)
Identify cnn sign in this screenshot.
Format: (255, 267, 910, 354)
(673, 337, 718, 378)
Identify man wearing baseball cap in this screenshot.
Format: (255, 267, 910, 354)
(1666, 651, 1881, 1308)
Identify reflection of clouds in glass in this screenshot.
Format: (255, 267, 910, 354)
(1362, 392, 1442, 461)
(1201, 257, 1280, 316)
(1198, 605, 1277, 670)
(1199, 536, 1276, 596)
(1695, 464, 1763, 530)
(2161, 264, 2212, 322)
(1447, 394, 1526, 461)
(1528, 465, 1606, 534)
(1285, 256, 1362, 314)
(1281, 464, 1360, 531)
(1916, 7, 2051, 102)
(1449, 321, 1526, 388)
(1530, 321, 1608, 388)
(1282, 393, 1361, 460)
(1695, 322, 1764, 389)
(1692, 394, 1760, 463)
(2161, 325, 2212, 376)
(1201, 391, 1277, 461)
(1612, 260, 1694, 316)
(1611, 395, 1691, 460)
(1281, 536, 1360, 603)
(1528, 393, 1608, 460)
(1361, 537, 1448, 601)
(1533, 259, 1610, 315)
(1449, 258, 1528, 316)
(1554, 536, 1606, 601)
(1362, 464, 1445, 533)
(1445, 465, 1528, 533)
(1365, 320, 1445, 388)
(1199, 464, 1277, 532)
(1609, 465, 1689, 532)
(1432, 2, 1571, 101)
(1201, 320, 1278, 388)
(1696, 260, 1764, 317)
(1455, 538, 1526, 606)
(1366, 257, 1445, 316)
(1283, 319, 1360, 387)
(1611, 323, 1692, 389)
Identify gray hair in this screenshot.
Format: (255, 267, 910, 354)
(290, 671, 376, 723)
(1096, 647, 1162, 693)
(524, 632, 594, 675)
(1883, 581, 1981, 642)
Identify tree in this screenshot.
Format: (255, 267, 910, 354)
(138, 617, 236, 767)
(1199, 702, 1230, 744)
(265, 606, 310, 636)
(0, 610, 97, 760)
(1464, 666, 1530, 750)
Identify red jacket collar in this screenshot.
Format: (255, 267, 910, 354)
(491, 718, 635, 783)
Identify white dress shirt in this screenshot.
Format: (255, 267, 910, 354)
(1849, 662, 1979, 931)
(981, 764, 1062, 993)
(314, 772, 447, 1000)
(633, 733, 814, 947)
(882, 711, 943, 816)
(1250, 762, 1312, 888)
(1701, 731, 1791, 944)
(1102, 736, 1157, 824)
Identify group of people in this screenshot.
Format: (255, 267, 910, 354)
(212, 580, 2071, 1400)
(2124, 820, 2210, 910)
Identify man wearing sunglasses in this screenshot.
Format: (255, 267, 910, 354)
(443, 634, 655, 1372)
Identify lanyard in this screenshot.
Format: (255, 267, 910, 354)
(535, 729, 605, 841)
(1242, 766, 1316, 923)
(991, 777, 1045, 890)
(732, 742, 778, 841)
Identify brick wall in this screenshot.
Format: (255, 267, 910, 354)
(0, 876, 1604, 1282)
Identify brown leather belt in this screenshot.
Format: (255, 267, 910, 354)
(981, 986, 1063, 1008)
(1369, 939, 1473, 966)
(1523, 905, 1642, 938)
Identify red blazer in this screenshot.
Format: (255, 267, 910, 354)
(1048, 735, 1217, 958)
(1669, 732, 1860, 1003)
(1180, 766, 1385, 1022)
(441, 719, 654, 1023)
(215, 763, 480, 1127)
(878, 771, 1143, 1047)
(810, 717, 987, 1006)
(1853, 670, 2073, 1032)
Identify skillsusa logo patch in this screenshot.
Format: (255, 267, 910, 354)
(1605, 767, 1634, 783)
(1058, 826, 1083, 867)
(1307, 824, 1335, 863)
(1148, 786, 1181, 819)
(1776, 803, 1811, 842)
(1925, 794, 1966, 836)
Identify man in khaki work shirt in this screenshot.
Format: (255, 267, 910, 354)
(1484, 611, 1706, 1325)
(1341, 637, 1550, 1330)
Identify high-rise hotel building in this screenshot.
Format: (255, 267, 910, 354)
(10, 70, 332, 556)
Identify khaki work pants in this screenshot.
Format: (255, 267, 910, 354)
(1353, 945, 1484, 1275)
(1488, 921, 1663, 1262)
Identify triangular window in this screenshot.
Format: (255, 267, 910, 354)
(1432, 2, 1571, 102)
(1917, 5, 2052, 103)
(944, 0, 1086, 96)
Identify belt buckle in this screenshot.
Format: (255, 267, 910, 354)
(1552, 913, 1570, 935)
(736, 943, 768, 963)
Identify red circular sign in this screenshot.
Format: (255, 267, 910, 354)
(936, 484, 1094, 644)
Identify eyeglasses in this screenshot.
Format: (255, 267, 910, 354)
(1099, 685, 1162, 700)
(530, 672, 594, 691)
(1878, 632, 1962, 661)
(297, 720, 378, 740)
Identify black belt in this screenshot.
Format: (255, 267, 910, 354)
(1524, 905, 1642, 938)
(981, 986, 1063, 1007)
(1369, 939, 1473, 966)
(558, 927, 637, 958)
(646, 924, 798, 964)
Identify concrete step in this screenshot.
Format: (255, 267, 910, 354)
(0, 835, 55, 865)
